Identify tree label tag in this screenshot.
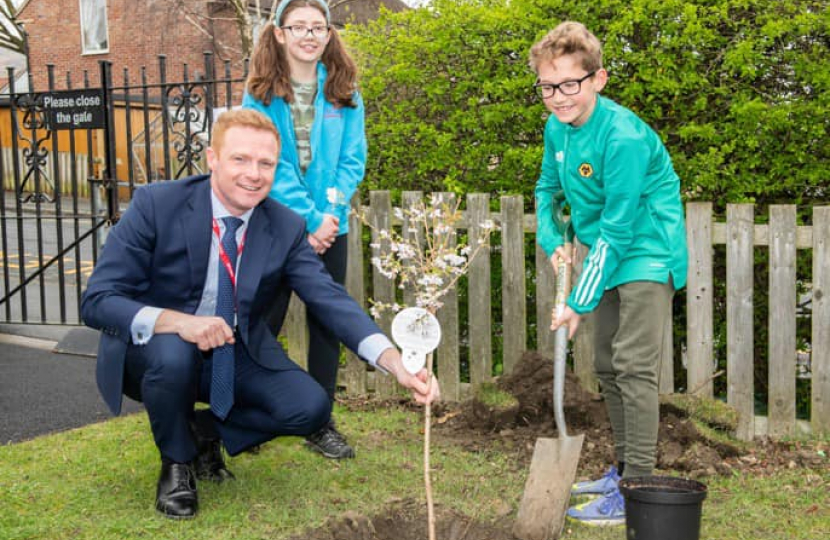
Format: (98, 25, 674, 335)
(391, 307, 442, 374)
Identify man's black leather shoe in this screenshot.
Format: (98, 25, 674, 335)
(192, 420, 235, 483)
(155, 462, 198, 519)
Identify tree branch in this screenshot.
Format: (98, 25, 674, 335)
(0, 0, 25, 54)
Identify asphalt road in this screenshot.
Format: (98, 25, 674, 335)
(0, 331, 143, 445)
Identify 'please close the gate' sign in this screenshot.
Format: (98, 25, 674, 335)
(43, 89, 106, 130)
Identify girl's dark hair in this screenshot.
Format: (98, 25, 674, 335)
(246, 1, 358, 108)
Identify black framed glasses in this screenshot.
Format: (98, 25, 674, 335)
(534, 71, 597, 99)
(281, 25, 330, 39)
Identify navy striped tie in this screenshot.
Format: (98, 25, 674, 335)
(211, 216, 243, 420)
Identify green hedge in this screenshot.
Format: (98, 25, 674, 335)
(350, 0, 829, 210)
(348, 0, 826, 409)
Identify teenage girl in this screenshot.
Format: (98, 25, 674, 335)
(243, 0, 366, 459)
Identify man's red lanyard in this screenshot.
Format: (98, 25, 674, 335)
(212, 217, 246, 294)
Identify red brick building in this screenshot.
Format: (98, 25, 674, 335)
(18, 0, 241, 89)
(6, 0, 408, 187)
(17, 0, 408, 91)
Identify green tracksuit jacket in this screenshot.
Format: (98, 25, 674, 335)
(535, 95, 688, 314)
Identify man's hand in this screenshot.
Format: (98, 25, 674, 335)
(155, 310, 235, 351)
(551, 305, 581, 340)
(549, 244, 573, 276)
(377, 348, 441, 405)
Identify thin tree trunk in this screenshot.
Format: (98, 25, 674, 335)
(424, 350, 435, 540)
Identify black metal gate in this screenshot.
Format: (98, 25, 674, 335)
(0, 54, 246, 324)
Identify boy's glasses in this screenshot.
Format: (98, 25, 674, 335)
(534, 71, 596, 99)
(281, 25, 330, 39)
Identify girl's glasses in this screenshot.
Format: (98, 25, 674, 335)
(281, 25, 330, 39)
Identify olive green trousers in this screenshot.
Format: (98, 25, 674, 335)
(593, 280, 675, 479)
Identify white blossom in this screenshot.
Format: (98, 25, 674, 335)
(326, 187, 338, 205)
(417, 274, 444, 287)
(442, 253, 466, 267)
(397, 243, 417, 260)
(357, 195, 497, 318)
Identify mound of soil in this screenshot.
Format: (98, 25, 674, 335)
(305, 351, 826, 540)
(432, 351, 827, 480)
(286, 498, 514, 540)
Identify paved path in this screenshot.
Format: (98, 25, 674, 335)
(0, 330, 143, 445)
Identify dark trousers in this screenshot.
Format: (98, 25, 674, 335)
(267, 234, 348, 402)
(123, 334, 331, 463)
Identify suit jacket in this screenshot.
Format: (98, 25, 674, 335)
(81, 174, 380, 415)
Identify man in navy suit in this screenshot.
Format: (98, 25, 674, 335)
(81, 109, 438, 519)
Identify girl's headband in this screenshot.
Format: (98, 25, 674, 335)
(274, 0, 331, 25)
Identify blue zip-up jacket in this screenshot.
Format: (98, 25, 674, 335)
(535, 95, 687, 314)
(242, 62, 366, 236)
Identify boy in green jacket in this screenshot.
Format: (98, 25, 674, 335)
(530, 21, 688, 526)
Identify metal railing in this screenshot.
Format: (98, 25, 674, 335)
(0, 54, 247, 324)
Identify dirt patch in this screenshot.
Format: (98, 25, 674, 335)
(431, 351, 828, 480)
(318, 351, 827, 540)
(341, 350, 827, 479)
(286, 498, 515, 540)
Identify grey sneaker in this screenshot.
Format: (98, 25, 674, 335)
(567, 487, 625, 526)
(305, 421, 355, 459)
(572, 466, 620, 496)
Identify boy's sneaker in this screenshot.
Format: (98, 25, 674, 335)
(571, 466, 620, 496)
(566, 487, 625, 526)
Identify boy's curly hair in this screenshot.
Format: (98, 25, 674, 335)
(529, 21, 603, 75)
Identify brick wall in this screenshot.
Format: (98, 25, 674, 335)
(19, 0, 247, 91)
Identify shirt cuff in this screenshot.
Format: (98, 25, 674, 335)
(130, 306, 163, 345)
(357, 333, 395, 374)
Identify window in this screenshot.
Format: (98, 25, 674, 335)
(79, 0, 109, 54)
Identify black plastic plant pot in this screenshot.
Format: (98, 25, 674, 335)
(619, 476, 708, 540)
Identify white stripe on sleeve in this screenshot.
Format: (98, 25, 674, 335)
(574, 239, 608, 307)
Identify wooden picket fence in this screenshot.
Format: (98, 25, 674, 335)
(282, 193, 829, 440)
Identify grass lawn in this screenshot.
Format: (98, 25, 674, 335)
(1, 404, 827, 540)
